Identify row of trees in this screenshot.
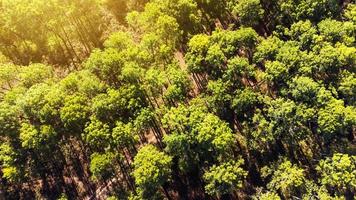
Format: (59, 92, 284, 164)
(0, 0, 355, 199)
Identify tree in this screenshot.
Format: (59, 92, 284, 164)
(205, 79, 232, 114)
(112, 121, 137, 149)
(274, 0, 340, 23)
(287, 20, 317, 50)
(0, 64, 20, 90)
(0, 0, 113, 66)
(19, 123, 57, 149)
(264, 61, 289, 86)
(231, 0, 264, 27)
(223, 57, 255, 84)
(344, 3, 356, 23)
(186, 28, 259, 78)
(0, 142, 22, 183)
(85, 48, 125, 87)
(1, 0, 356, 199)
(232, 88, 259, 117)
(59, 70, 105, 98)
(163, 63, 191, 104)
(195, 113, 235, 155)
(19, 64, 54, 88)
(83, 117, 112, 150)
(60, 94, 90, 132)
(317, 99, 349, 140)
(317, 153, 356, 195)
(254, 191, 281, 200)
(89, 152, 116, 181)
(132, 145, 172, 199)
(162, 100, 236, 175)
(254, 36, 283, 63)
(289, 76, 320, 104)
(0, 102, 20, 137)
(91, 86, 146, 123)
(203, 159, 247, 197)
(262, 159, 305, 198)
(318, 19, 354, 45)
(246, 108, 274, 151)
(185, 34, 211, 74)
(126, 0, 149, 11)
(338, 72, 356, 105)
(102, 0, 128, 23)
(150, 0, 202, 36)
(17, 83, 63, 125)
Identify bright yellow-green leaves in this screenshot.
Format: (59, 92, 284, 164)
(203, 159, 247, 197)
(83, 117, 111, 150)
(133, 145, 172, 199)
(185, 27, 259, 79)
(255, 191, 281, 200)
(19, 123, 56, 149)
(231, 0, 264, 26)
(262, 159, 305, 198)
(90, 151, 116, 180)
(0, 0, 355, 199)
(195, 114, 235, 153)
(317, 153, 356, 194)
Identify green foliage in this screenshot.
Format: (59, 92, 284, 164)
(302, 181, 345, 200)
(277, 0, 340, 22)
(186, 27, 259, 79)
(90, 151, 116, 180)
(338, 72, 356, 105)
(2, 166, 21, 183)
(247, 108, 274, 151)
(163, 63, 191, 103)
(317, 100, 350, 139)
(254, 36, 284, 63)
(345, 3, 356, 22)
(133, 145, 172, 199)
(60, 94, 90, 130)
(0, 0, 113, 65)
(0, 1, 355, 199)
(289, 76, 319, 103)
(318, 19, 355, 45)
(224, 57, 255, 83)
(262, 159, 305, 198)
(195, 114, 235, 153)
(0, 64, 20, 90)
(19, 123, 57, 149)
(92, 85, 145, 123)
(231, 0, 264, 26)
(264, 61, 289, 85)
(206, 79, 232, 113)
(19, 64, 54, 88)
(317, 153, 356, 193)
(287, 20, 317, 50)
(0, 142, 17, 168)
(0, 102, 20, 137)
(162, 101, 235, 168)
(83, 118, 112, 150)
(59, 70, 105, 98)
(255, 191, 281, 200)
(57, 193, 68, 200)
(112, 121, 136, 147)
(203, 159, 247, 197)
(85, 48, 125, 86)
(18, 83, 52, 121)
(232, 88, 259, 116)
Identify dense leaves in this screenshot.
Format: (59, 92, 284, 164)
(0, 1, 355, 200)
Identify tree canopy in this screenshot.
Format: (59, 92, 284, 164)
(0, 0, 355, 199)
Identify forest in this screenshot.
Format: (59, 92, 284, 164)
(0, 0, 355, 199)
